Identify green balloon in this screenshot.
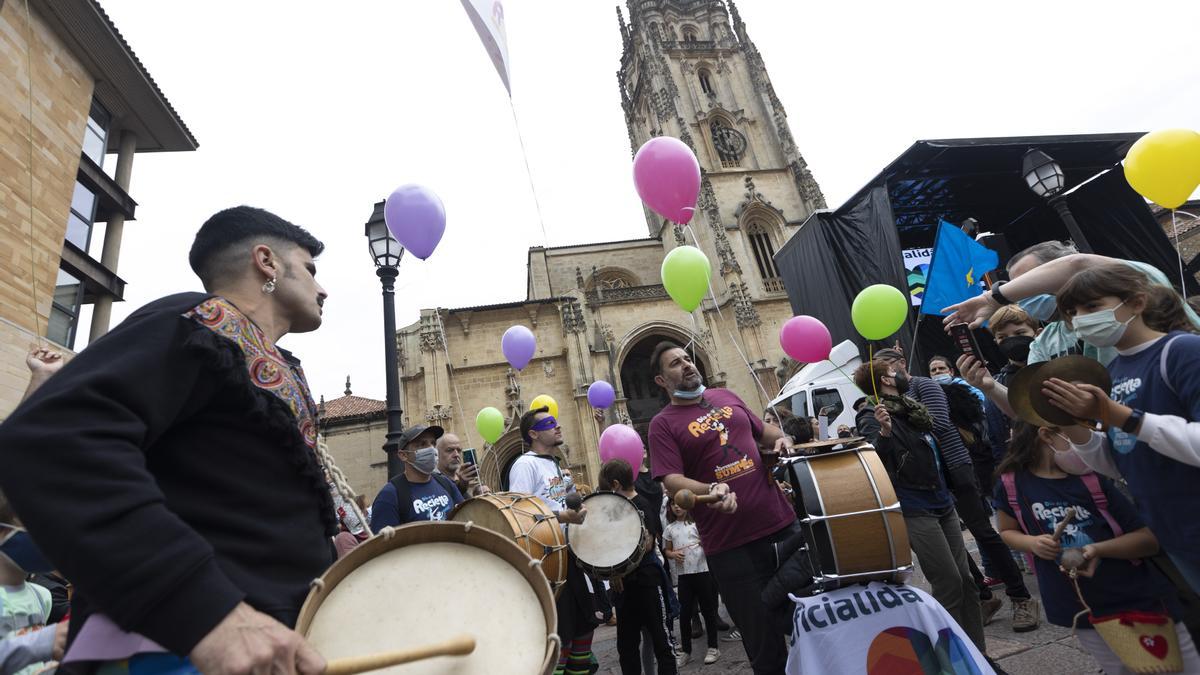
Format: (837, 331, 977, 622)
(476, 406, 505, 444)
(661, 245, 711, 312)
(851, 284, 909, 340)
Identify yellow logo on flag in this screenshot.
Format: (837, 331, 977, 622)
(965, 267, 974, 286)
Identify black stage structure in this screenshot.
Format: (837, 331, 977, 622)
(774, 133, 1196, 375)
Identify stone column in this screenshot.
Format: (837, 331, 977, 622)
(88, 129, 137, 340)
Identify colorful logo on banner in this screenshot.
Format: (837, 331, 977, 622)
(866, 626, 982, 675)
(903, 248, 932, 307)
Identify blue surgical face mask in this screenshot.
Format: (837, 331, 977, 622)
(674, 384, 706, 400)
(1018, 294, 1058, 322)
(931, 374, 953, 384)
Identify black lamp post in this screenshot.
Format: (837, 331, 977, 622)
(365, 204, 406, 480)
(1021, 148, 1093, 253)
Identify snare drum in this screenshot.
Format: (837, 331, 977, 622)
(566, 492, 650, 579)
(451, 492, 569, 592)
(785, 446, 912, 590)
(297, 521, 559, 674)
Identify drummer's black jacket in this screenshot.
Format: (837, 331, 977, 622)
(0, 293, 335, 655)
(859, 405, 944, 493)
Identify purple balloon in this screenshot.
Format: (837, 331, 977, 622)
(587, 380, 616, 409)
(599, 424, 645, 469)
(501, 325, 536, 371)
(632, 137, 701, 224)
(384, 184, 446, 260)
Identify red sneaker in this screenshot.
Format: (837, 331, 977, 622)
(981, 576, 1004, 589)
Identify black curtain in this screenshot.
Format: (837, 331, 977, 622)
(774, 186, 917, 364)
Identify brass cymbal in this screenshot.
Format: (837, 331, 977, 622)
(1030, 355, 1112, 426)
(1007, 362, 1053, 427)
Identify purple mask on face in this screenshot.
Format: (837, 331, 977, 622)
(530, 416, 558, 433)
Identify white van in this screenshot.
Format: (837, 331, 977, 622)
(769, 340, 867, 438)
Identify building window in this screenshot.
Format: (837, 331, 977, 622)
(747, 221, 781, 283)
(48, 267, 84, 348)
(66, 180, 97, 251)
(682, 26, 698, 42)
(710, 118, 746, 168)
(698, 68, 713, 94)
(81, 100, 110, 167)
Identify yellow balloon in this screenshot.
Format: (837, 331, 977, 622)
(530, 394, 559, 419)
(1124, 129, 1200, 209)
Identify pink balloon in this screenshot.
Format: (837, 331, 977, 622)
(598, 424, 645, 470)
(779, 315, 832, 363)
(632, 137, 701, 224)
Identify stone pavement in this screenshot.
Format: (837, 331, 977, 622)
(590, 534, 1103, 674)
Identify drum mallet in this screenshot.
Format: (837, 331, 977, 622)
(323, 634, 476, 675)
(674, 488, 723, 510)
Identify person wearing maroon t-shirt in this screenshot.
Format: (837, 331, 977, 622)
(647, 342, 797, 674)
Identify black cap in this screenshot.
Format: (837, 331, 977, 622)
(396, 424, 444, 451)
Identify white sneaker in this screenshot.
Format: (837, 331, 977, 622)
(676, 651, 692, 668)
(704, 648, 721, 665)
(722, 628, 742, 642)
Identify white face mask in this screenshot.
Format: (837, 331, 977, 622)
(1071, 301, 1135, 348)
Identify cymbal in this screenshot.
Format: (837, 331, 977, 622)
(1030, 356, 1112, 426)
(1007, 362, 1053, 427)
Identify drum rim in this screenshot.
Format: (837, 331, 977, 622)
(568, 491, 648, 579)
(297, 521, 560, 674)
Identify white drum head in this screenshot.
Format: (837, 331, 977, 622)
(304, 541, 548, 674)
(568, 493, 643, 568)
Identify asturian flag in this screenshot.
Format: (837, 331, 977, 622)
(461, 0, 511, 94)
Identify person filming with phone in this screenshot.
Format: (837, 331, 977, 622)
(435, 433, 490, 497)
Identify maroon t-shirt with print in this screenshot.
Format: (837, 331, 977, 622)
(649, 388, 795, 555)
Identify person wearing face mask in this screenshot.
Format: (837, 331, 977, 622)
(942, 240, 1200, 365)
(928, 355, 984, 401)
(1040, 262, 1200, 593)
(369, 425, 464, 530)
(852, 360, 987, 654)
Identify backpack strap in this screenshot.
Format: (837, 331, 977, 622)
(1160, 334, 1184, 398)
(1078, 472, 1140, 566)
(432, 472, 459, 499)
(389, 474, 413, 524)
(1001, 472, 1037, 569)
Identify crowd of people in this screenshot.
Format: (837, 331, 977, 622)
(0, 204, 1199, 675)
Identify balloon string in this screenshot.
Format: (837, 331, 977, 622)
(22, 0, 41, 341)
(1172, 209, 1187, 293)
(681, 223, 774, 405)
(868, 344, 879, 403)
(435, 309, 474, 448)
(826, 359, 856, 386)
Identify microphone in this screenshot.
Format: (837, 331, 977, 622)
(565, 492, 583, 511)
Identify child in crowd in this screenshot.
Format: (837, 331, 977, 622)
(995, 421, 1199, 672)
(1042, 262, 1200, 593)
(664, 502, 720, 667)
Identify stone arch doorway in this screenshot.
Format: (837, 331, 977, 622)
(617, 329, 711, 441)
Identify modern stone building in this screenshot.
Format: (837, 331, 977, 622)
(328, 0, 824, 493)
(0, 0, 196, 418)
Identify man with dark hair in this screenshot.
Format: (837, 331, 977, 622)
(874, 348, 1039, 632)
(0, 206, 334, 673)
(647, 341, 797, 674)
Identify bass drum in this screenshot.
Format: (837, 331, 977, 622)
(297, 521, 559, 674)
(566, 491, 650, 580)
(450, 492, 569, 593)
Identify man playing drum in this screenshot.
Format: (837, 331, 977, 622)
(510, 408, 599, 675)
(647, 342, 797, 674)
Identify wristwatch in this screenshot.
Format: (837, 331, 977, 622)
(1121, 408, 1145, 434)
(990, 281, 1014, 306)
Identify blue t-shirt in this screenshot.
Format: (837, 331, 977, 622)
(995, 472, 1180, 628)
(1104, 331, 1200, 561)
(370, 476, 464, 530)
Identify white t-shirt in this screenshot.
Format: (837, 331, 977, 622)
(786, 582, 993, 675)
(508, 452, 568, 513)
(663, 520, 708, 577)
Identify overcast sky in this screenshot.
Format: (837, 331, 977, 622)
(82, 0, 1198, 403)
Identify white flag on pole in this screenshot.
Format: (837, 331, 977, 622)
(460, 0, 511, 94)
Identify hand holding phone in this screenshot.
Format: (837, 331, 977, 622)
(949, 322, 983, 361)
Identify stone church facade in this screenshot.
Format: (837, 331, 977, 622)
(324, 0, 824, 497)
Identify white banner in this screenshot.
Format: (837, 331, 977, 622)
(903, 247, 932, 307)
(461, 0, 511, 94)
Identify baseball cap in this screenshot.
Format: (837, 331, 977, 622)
(395, 424, 444, 451)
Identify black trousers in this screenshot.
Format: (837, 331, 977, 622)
(677, 571, 719, 653)
(616, 580, 678, 675)
(947, 463, 1031, 600)
(706, 521, 799, 675)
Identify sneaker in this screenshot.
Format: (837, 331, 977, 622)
(1011, 597, 1041, 632)
(715, 618, 731, 631)
(676, 652, 692, 668)
(722, 628, 742, 642)
(981, 576, 1004, 589)
(980, 596, 1003, 625)
(704, 648, 721, 665)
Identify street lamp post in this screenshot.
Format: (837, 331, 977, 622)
(366, 206, 406, 480)
(1021, 148, 1093, 253)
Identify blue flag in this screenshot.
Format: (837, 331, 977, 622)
(921, 221, 999, 316)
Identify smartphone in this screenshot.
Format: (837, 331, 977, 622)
(950, 322, 983, 361)
(461, 448, 478, 468)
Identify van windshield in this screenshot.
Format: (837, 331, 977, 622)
(788, 390, 808, 418)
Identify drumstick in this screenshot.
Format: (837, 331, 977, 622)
(1051, 508, 1076, 542)
(674, 489, 722, 510)
(323, 635, 476, 675)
